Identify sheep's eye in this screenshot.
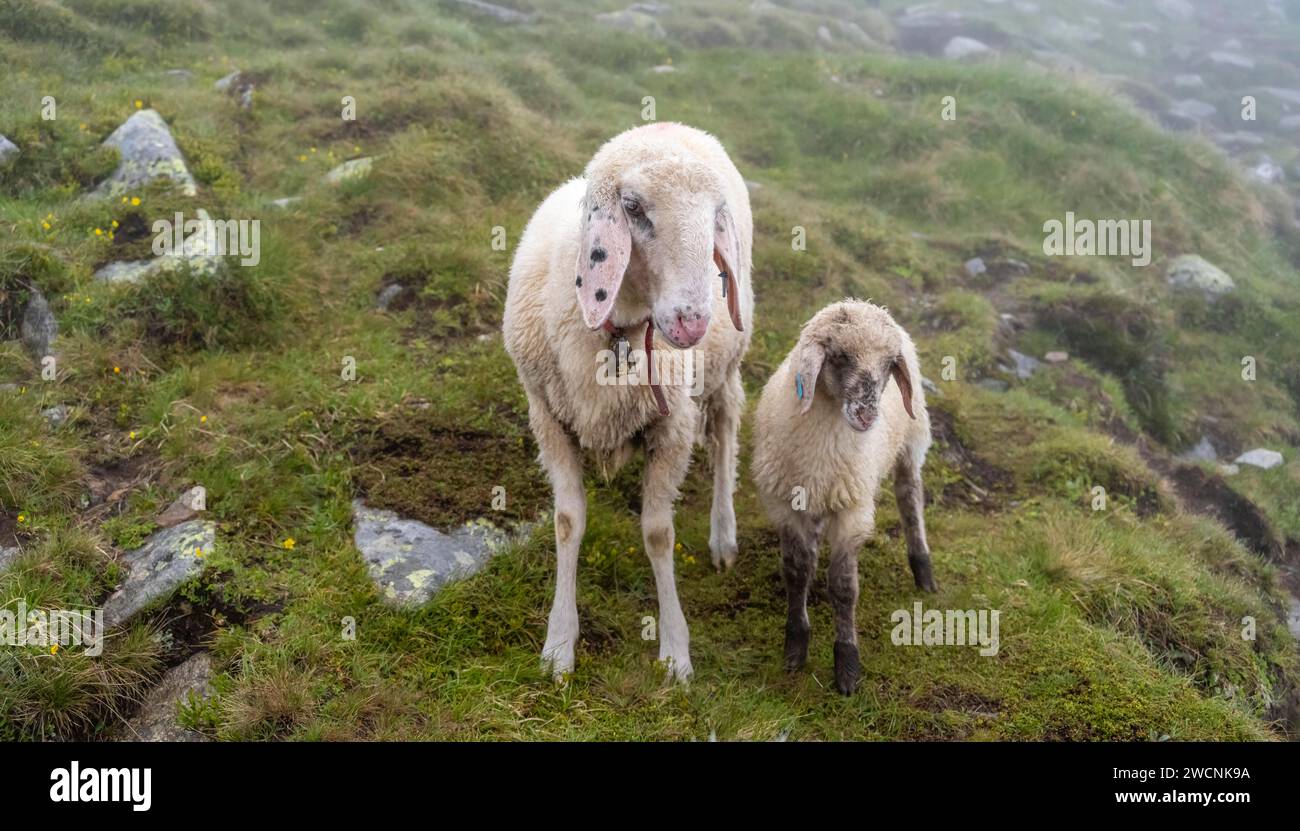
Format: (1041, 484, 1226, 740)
(622, 197, 643, 216)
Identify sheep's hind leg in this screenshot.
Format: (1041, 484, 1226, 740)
(779, 516, 819, 672)
(894, 447, 938, 593)
(528, 391, 585, 680)
(707, 368, 743, 570)
(826, 510, 871, 695)
(642, 415, 696, 681)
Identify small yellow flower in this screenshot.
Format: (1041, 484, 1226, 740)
(353, 145, 360, 153)
(42, 221, 50, 230)
(129, 431, 137, 440)
(80, 123, 88, 131)
(200, 415, 208, 424)
(131, 197, 141, 206)
(283, 537, 296, 550)
(111, 220, 119, 229)
(16, 514, 25, 523)
(674, 542, 682, 552)
(122, 196, 129, 204)
(626, 545, 636, 554)
(298, 155, 307, 162)
(94, 228, 103, 236)
(113, 366, 121, 374)
(50, 644, 58, 655)
(194, 547, 204, 558)
(310, 147, 317, 153)
(134, 99, 143, 109)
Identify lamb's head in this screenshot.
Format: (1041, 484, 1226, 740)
(576, 133, 743, 348)
(792, 300, 916, 432)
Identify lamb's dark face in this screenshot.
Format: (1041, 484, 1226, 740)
(819, 348, 891, 433)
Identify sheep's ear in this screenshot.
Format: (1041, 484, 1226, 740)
(712, 205, 744, 332)
(795, 339, 825, 414)
(890, 356, 917, 420)
(576, 196, 632, 330)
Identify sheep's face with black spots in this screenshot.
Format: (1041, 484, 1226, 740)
(577, 149, 742, 348)
(793, 301, 917, 432)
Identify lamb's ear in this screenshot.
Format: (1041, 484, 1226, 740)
(890, 356, 917, 420)
(576, 196, 632, 330)
(794, 339, 825, 414)
(712, 205, 744, 332)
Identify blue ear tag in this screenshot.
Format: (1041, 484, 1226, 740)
(795, 372, 804, 401)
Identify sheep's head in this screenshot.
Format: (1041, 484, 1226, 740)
(792, 300, 916, 432)
(576, 134, 743, 347)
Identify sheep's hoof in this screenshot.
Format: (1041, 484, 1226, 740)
(710, 542, 738, 571)
(783, 623, 809, 671)
(909, 556, 939, 593)
(658, 655, 694, 683)
(833, 641, 860, 695)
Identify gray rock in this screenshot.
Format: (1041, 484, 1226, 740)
(352, 500, 519, 606)
(375, 284, 405, 311)
(41, 405, 68, 428)
(963, 257, 987, 277)
(157, 486, 205, 528)
(1007, 349, 1042, 380)
(836, 20, 875, 47)
(102, 520, 214, 628)
(1218, 463, 1240, 476)
(163, 69, 195, 82)
(1172, 73, 1204, 89)
(651, 64, 676, 73)
(325, 157, 374, 185)
(1166, 254, 1235, 298)
(1168, 99, 1217, 122)
(450, 0, 535, 23)
(595, 9, 666, 38)
(91, 110, 197, 199)
(1250, 157, 1285, 184)
(117, 652, 212, 742)
(1208, 51, 1255, 70)
(977, 378, 1009, 393)
(1154, 0, 1195, 21)
(1043, 350, 1069, 364)
(0, 546, 20, 571)
(1288, 595, 1300, 639)
(20, 288, 57, 358)
(214, 70, 242, 92)
(94, 208, 224, 282)
(0, 134, 18, 164)
(1181, 435, 1218, 462)
(1261, 87, 1300, 106)
(1234, 448, 1283, 470)
(214, 71, 254, 110)
(817, 25, 834, 45)
(1045, 18, 1102, 44)
(944, 36, 991, 60)
(629, 1, 670, 12)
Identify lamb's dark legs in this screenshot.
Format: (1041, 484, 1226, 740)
(779, 521, 818, 672)
(894, 450, 938, 593)
(826, 510, 870, 695)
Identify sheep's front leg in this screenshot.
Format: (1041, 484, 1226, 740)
(527, 391, 586, 680)
(826, 510, 872, 695)
(642, 415, 695, 681)
(779, 514, 820, 672)
(707, 368, 743, 570)
(894, 447, 938, 593)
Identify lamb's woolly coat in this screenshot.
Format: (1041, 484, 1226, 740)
(751, 304, 928, 530)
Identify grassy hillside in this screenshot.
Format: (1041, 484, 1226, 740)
(1, 0, 1298, 740)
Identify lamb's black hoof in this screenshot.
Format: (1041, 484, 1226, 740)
(833, 641, 860, 695)
(909, 556, 939, 593)
(783, 622, 809, 672)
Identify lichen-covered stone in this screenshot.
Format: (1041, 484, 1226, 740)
(91, 109, 198, 199)
(352, 500, 517, 606)
(116, 652, 212, 742)
(103, 520, 213, 628)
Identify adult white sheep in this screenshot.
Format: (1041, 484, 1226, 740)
(503, 122, 753, 681)
(750, 300, 935, 695)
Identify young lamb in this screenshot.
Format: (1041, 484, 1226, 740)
(750, 300, 935, 695)
(503, 122, 753, 681)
